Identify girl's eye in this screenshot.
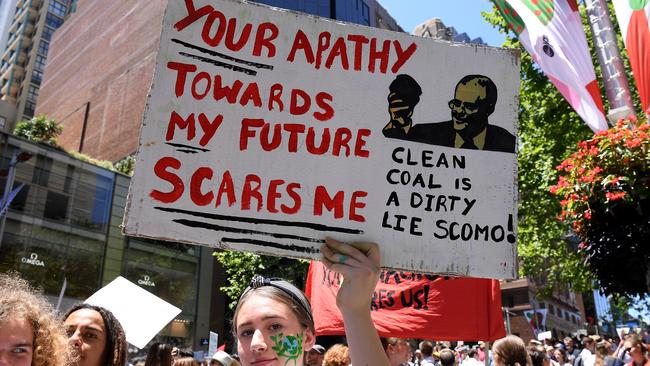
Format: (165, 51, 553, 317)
(239, 329, 254, 338)
(84, 332, 98, 340)
(12, 348, 28, 354)
(269, 323, 283, 331)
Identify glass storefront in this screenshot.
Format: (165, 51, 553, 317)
(123, 238, 201, 348)
(0, 141, 114, 300)
(0, 135, 207, 351)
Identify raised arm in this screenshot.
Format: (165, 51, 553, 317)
(320, 238, 390, 366)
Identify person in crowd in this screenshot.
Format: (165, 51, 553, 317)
(564, 338, 581, 365)
(173, 357, 199, 366)
(555, 348, 573, 366)
(596, 340, 622, 366)
(622, 335, 649, 366)
(382, 338, 412, 366)
(529, 345, 551, 366)
(492, 335, 531, 366)
(145, 342, 173, 366)
(0, 272, 71, 366)
(462, 349, 483, 366)
(478, 342, 487, 362)
(230, 354, 241, 366)
(414, 350, 424, 366)
(64, 303, 128, 366)
(231, 271, 317, 366)
(440, 349, 457, 366)
(420, 341, 438, 366)
(305, 344, 326, 366)
(206, 351, 233, 366)
(322, 344, 350, 366)
(576, 337, 597, 366)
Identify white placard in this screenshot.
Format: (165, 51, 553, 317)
(207, 331, 219, 357)
(85, 277, 181, 349)
(537, 331, 552, 341)
(124, 0, 520, 279)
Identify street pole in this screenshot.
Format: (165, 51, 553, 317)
(585, 0, 636, 124)
(504, 307, 512, 334)
(0, 148, 18, 250)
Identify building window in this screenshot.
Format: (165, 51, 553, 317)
(23, 100, 36, 118)
(44, 190, 69, 221)
(0, 116, 5, 129)
(32, 155, 53, 186)
(48, 1, 68, 18)
(37, 40, 49, 56)
(27, 85, 39, 101)
(361, 2, 369, 25)
(42, 26, 55, 42)
(45, 13, 64, 29)
(548, 304, 555, 316)
(34, 55, 46, 72)
(31, 69, 42, 85)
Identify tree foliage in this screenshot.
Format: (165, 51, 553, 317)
(114, 154, 136, 176)
(214, 250, 309, 309)
(14, 115, 63, 146)
(483, 3, 642, 297)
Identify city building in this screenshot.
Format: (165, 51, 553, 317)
(413, 18, 486, 45)
(0, 131, 228, 350)
(35, 0, 402, 162)
(0, 0, 76, 132)
(501, 278, 586, 341)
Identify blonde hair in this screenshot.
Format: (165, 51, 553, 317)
(493, 335, 531, 366)
(323, 344, 351, 366)
(172, 356, 199, 366)
(0, 272, 71, 366)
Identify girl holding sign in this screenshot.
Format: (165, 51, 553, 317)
(232, 238, 391, 366)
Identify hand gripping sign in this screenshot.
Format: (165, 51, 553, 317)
(123, 0, 520, 279)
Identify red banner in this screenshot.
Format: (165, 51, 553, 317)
(305, 262, 506, 341)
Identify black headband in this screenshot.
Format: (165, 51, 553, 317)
(240, 275, 313, 325)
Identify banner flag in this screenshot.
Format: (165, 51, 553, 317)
(305, 261, 506, 341)
(523, 309, 548, 336)
(613, 0, 650, 111)
(494, 0, 608, 131)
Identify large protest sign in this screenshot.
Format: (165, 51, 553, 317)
(124, 0, 520, 279)
(305, 261, 506, 340)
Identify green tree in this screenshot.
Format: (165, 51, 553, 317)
(483, 3, 642, 297)
(14, 115, 63, 147)
(214, 250, 309, 309)
(114, 154, 136, 176)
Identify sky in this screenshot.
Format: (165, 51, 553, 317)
(376, 0, 507, 46)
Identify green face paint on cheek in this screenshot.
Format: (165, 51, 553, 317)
(270, 332, 304, 366)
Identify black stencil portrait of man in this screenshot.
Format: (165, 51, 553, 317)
(382, 74, 516, 153)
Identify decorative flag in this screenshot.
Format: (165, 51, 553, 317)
(612, 0, 650, 112)
(305, 262, 506, 341)
(493, 0, 608, 131)
(523, 309, 548, 336)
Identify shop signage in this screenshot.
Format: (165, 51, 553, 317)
(124, 0, 520, 278)
(137, 275, 156, 287)
(21, 252, 45, 267)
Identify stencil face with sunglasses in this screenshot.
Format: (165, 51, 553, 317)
(382, 74, 516, 153)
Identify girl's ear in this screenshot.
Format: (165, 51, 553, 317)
(303, 328, 316, 351)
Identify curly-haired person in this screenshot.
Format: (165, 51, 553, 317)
(0, 272, 71, 366)
(323, 344, 351, 366)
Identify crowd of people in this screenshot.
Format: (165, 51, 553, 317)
(2, 239, 649, 366)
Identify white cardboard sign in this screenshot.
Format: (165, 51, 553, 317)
(124, 0, 520, 279)
(85, 277, 181, 349)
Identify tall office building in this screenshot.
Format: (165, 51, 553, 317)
(413, 17, 486, 45)
(35, 0, 402, 162)
(0, 0, 75, 132)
